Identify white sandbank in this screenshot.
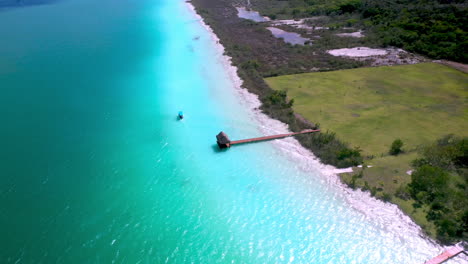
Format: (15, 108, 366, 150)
(328, 47, 388, 57)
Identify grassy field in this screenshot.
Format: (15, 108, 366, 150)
(266, 63, 468, 156)
(266, 62, 468, 240)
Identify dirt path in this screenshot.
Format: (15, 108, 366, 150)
(436, 60, 468, 73)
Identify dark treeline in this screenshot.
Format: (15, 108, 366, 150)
(360, 0, 467, 63)
(252, 0, 467, 62)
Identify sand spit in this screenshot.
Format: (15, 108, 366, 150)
(184, 3, 467, 263)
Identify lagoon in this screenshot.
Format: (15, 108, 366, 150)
(0, 0, 457, 263)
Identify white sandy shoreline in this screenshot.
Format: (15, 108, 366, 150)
(183, 2, 466, 262)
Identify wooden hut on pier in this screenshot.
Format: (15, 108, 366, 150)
(216, 131, 231, 148)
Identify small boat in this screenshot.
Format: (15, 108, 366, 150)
(178, 111, 184, 120)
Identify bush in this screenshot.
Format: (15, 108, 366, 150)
(348, 174, 359, 189)
(408, 135, 468, 242)
(389, 139, 404, 155)
(409, 165, 449, 203)
(363, 181, 370, 191)
(241, 60, 261, 71)
(291, 8, 301, 17)
(417, 135, 467, 170)
(382, 193, 393, 202)
(339, 0, 362, 13)
(395, 185, 411, 200)
(309, 132, 363, 167)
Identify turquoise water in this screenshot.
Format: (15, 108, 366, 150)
(0, 0, 458, 263)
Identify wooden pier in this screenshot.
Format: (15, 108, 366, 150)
(216, 129, 320, 148)
(424, 245, 466, 264)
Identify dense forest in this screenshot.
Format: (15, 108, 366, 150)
(252, 0, 468, 62)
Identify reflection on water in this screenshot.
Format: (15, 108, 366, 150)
(236, 7, 270, 22)
(267, 27, 310, 45)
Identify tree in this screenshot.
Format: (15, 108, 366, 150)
(408, 165, 449, 203)
(291, 8, 301, 17)
(389, 139, 404, 155)
(409, 135, 468, 242)
(412, 135, 467, 170)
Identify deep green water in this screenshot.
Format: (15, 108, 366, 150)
(0, 0, 457, 263)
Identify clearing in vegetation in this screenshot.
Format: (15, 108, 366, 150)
(265, 62, 468, 156)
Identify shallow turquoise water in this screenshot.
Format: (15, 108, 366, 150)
(0, 0, 456, 263)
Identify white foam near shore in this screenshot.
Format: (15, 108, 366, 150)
(184, 3, 467, 263)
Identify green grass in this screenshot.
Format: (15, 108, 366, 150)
(343, 152, 417, 191)
(266, 63, 468, 156)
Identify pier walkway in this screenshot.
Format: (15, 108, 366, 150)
(216, 129, 320, 148)
(424, 245, 465, 264)
(230, 129, 320, 145)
